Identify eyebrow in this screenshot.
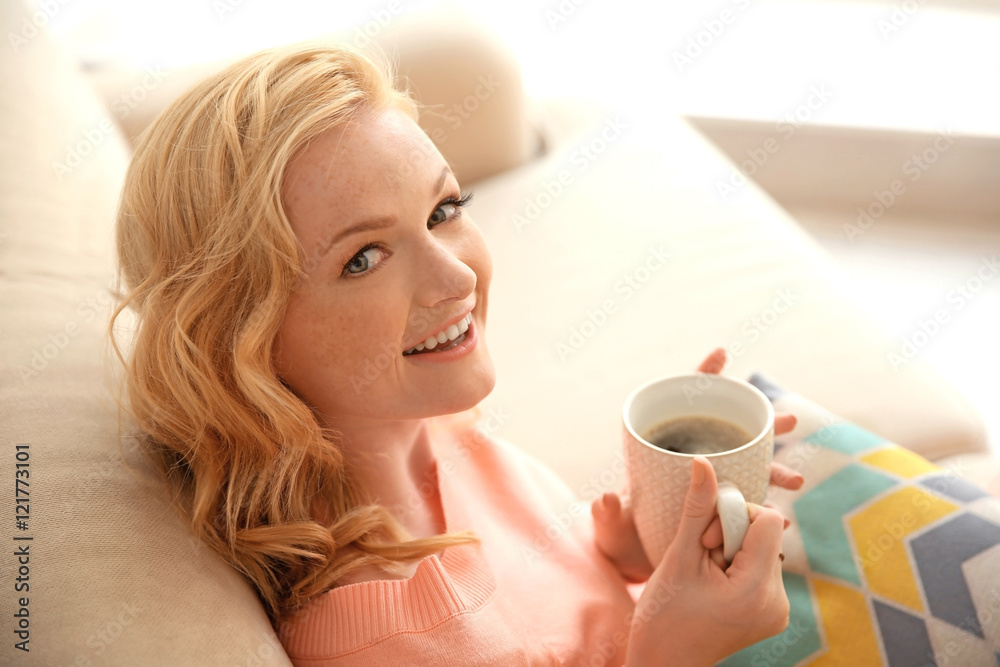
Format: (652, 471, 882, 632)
(431, 164, 452, 199)
(320, 217, 394, 254)
(313, 165, 454, 262)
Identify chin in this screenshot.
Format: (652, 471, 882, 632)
(430, 357, 497, 418)
(452, 361, 497, 413)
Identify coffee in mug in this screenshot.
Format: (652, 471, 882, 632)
(641, 415, 753, 455)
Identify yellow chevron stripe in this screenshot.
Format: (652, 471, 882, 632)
(850, 487, 958, 612)
(861, 446, 939, 480)
(810, 579, 883, 665)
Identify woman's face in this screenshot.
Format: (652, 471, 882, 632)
(274, 106, 495, 427)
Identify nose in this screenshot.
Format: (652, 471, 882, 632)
(414, 237, 477, 308)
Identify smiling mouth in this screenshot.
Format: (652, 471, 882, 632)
(403, 313, 472, 356)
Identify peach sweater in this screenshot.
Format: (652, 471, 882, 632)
(278, 417, 637, 666)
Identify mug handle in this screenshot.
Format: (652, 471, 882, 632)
(716, 483, 751, 564)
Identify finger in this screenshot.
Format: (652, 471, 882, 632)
(769, 461, 804, 491)
(701, 515, 723, 550)
(697, 348, 727, 375)
(774, 413, 797, 436)
(763, 502, 792, 529)
(671, 456, 720, 568)
(708, 546, 727, 570)
(747, 502, 786, 529)
(592, 491, 621, 518)
(591, 493, 654, 581)
(591, 492, 625, 552)
(728, 503, 785, 575)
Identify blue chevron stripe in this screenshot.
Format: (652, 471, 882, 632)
(873, 600, 936, 667)
(920, 474, 990, 504)
(910, 513, 1000, 638)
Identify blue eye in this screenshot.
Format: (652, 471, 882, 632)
(343, 243, 387, 276)
(428, 192, 474, 228)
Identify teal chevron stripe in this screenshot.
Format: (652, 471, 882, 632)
(795, 464, 898, 585)
(911, 513, 1000, 638)
(717, 573, 820, 667)
(804, 423, 887, 456)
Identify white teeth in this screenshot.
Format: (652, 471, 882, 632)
(404, 313, 474, 355)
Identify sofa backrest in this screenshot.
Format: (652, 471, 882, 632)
(0, 2, 290, 664)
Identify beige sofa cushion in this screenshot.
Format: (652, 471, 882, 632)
(472, 100, 988, 492)
(0, 3, 290, 664)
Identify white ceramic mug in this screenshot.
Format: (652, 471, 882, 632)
(623, 373, 774, 565)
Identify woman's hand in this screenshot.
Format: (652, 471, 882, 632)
(625, 457, 790, 666)
(699, 347, 804, 494)
(592, 348, 803, 582)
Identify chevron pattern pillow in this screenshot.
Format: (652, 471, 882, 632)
(718, 376, 1000, 666)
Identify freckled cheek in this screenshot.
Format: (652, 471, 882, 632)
(275, 294, 341, 364)
(325, 307, 405, 372)
(273, 314, 320, 387)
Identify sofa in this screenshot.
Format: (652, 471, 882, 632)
(2, 1, 997, 664)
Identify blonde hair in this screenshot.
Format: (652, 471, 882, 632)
(110, 44, 476, 623)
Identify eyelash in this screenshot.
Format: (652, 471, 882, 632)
(428, 192, 474, 228)
(340, 192, 474, 278)
(341, 241, 389, 278)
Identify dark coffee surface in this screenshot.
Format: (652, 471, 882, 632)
(641, 415, 753, 454)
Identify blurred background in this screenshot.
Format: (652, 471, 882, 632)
(35, 0, 1000, 455)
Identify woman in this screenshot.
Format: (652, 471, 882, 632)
(112, 44, 799, 665)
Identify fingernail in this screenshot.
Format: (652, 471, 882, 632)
(600, 493, 613, 512)
(692, 456, 707, 486)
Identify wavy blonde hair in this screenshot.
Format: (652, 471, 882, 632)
(110, 44, 476, 623)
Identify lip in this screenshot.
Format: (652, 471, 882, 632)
(403, 316, 478, 363)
